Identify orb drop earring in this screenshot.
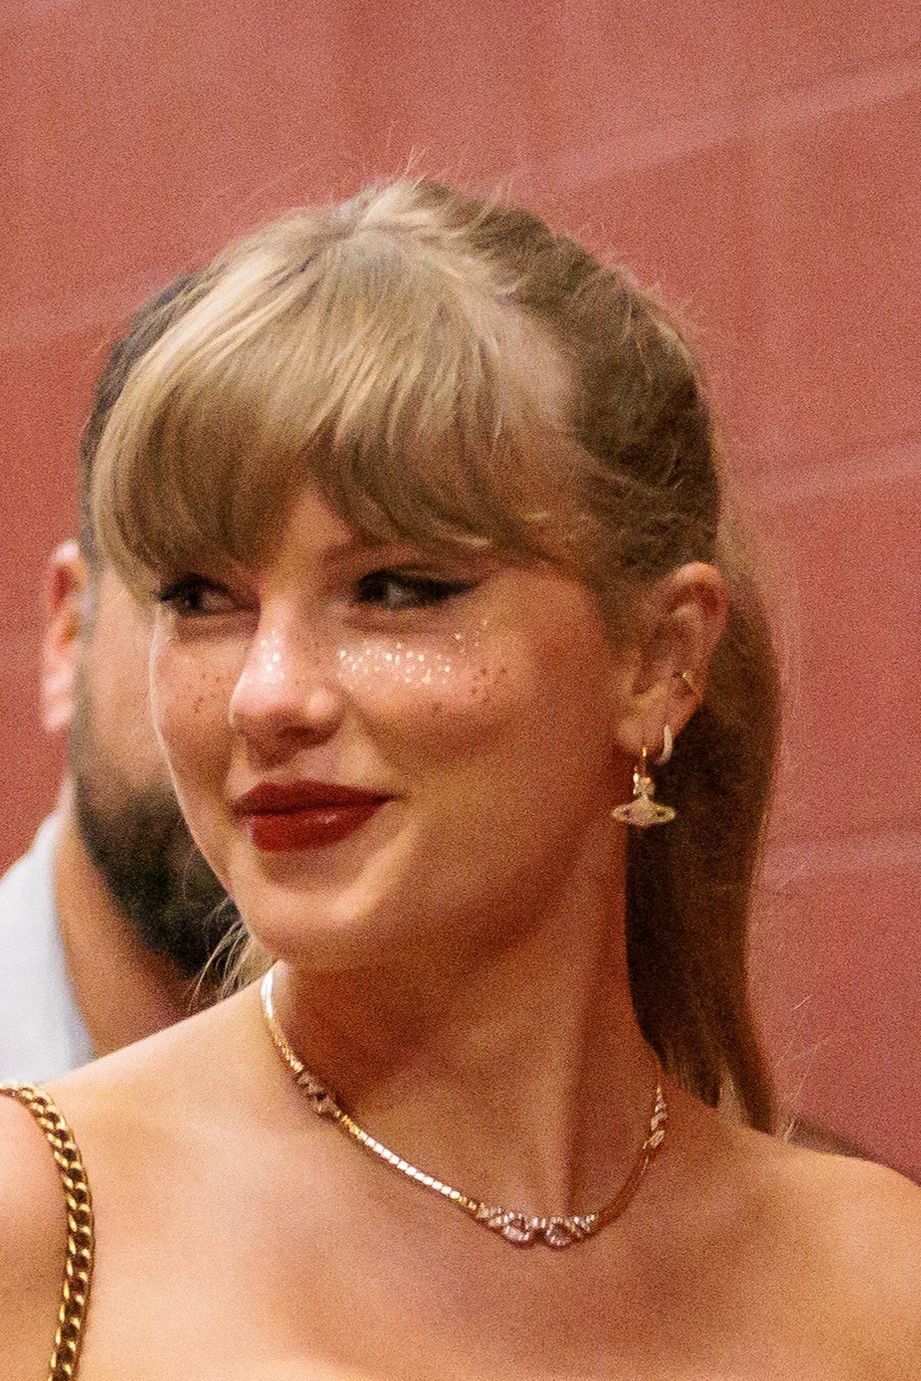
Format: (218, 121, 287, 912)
(610, 744, 676, 827)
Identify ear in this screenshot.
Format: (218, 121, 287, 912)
(611, 562, 727, 758)
(41, 540, 91, 735)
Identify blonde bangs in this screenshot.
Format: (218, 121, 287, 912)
(92, 208, 591, 597)
(89, 180, 782, 1126)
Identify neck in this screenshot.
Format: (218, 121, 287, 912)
(53, 789, 211, 1057)
(271, 854, 660, 1216)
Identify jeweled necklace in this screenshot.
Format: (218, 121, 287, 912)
(260, 967, 668, 1250)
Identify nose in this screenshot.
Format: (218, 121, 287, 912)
(228, 619, 345, 758)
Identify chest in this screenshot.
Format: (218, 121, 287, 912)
(71, 1211, 867, 1381)
(71, 1131, 874, 1381)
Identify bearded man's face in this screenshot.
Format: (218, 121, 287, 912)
(68, 567, 238, 979)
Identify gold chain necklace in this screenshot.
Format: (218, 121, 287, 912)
(260, 968, 668, 1249)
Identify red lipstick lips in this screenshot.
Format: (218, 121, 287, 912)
(234, 781, 390, 852)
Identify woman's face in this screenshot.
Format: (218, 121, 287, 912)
(149, 484, 631, 969)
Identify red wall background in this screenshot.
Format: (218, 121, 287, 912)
(2, 2, 919, 1175)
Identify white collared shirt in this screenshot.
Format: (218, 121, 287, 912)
(0, 815, 94, 1082)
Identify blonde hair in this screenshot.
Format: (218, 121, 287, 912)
(93, 178, 779, 1130)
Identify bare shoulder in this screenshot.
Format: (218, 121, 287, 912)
(738, 1124, 921, 1368)
(0, 1089, 70, 1377)
(795, 1149, 921, 1313)
(768, 1133, 921, 1258)
(17, 985, 266, 1226)
(41, 982, 257, 1138)
(0, 992, 258, 1375)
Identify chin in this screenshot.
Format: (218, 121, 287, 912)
(231, 819, 431, 971)
(243, 892, 426, 973)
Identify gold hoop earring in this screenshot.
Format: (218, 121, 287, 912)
(653, 723, 673, 768)
(610, 746, 676, 828)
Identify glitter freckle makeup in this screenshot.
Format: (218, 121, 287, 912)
(147, 484, 623, 971)
(253, 631, 285, 684)
(331, 621, 513, 744)
(336, 639, 458, 689)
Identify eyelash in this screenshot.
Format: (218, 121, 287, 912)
(156, 576, 229, 617)
(156, 570, 476, 618)
(354, 571, 475, 612)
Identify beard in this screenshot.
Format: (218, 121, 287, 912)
(69, 671, 241, 982)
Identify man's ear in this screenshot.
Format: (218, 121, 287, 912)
(612, 563, 727, 757)
(42, 540, 91, 735)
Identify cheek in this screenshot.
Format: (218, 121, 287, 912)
(342, 633, 508, 728)
(334, 632, 568, 762)
(149, 633, 239, 780)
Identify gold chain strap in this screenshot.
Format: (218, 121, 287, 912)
(0, 1083, 94, 1380)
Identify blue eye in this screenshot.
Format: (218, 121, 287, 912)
(355, 571, 474, 613)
